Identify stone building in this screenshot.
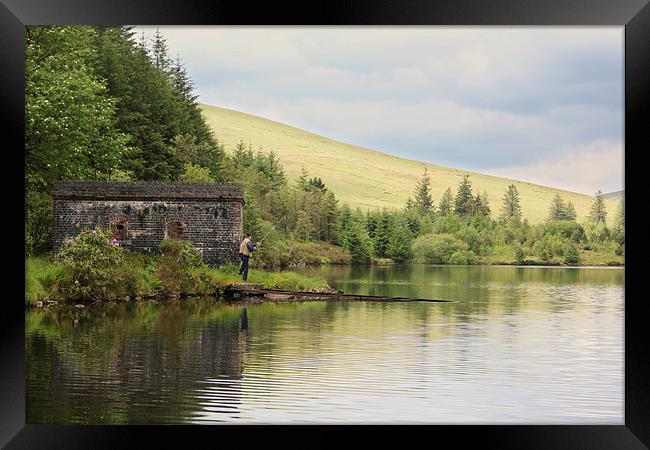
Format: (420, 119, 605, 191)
(52, 181, 245, 266)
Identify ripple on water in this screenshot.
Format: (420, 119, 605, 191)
(26, 267, 624, 424)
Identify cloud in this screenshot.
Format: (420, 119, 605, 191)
(486, 140, 624, 194)
(134, 26, 624, 193)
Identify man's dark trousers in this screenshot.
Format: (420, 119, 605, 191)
(239, 254, 250, 281)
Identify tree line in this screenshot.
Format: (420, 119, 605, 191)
(331, 170, 624, 265)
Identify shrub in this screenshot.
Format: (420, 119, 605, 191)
(55, 227, 124, 300)
(539, 244, 553, 263)
(26, 191, 53, 255)
(115, 253, 161, 297)
(563, 243, 580, 264)
(159, 240, 205, 270)
(514, 244, 525, 265)
(157, 240, 205, 296)
(412, 233, 467, 264)
(448, 250, 477, 265)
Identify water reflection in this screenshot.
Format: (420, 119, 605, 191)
(26, 266, 624, 424)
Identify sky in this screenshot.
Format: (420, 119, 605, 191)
(135, 26, 624, 195)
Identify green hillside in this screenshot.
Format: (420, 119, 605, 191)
(603, 190, 624, 202)
(200, 103, 618, 224)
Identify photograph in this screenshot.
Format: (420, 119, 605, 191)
(21, 25, 628, 426)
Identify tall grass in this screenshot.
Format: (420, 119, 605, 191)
(25, 255, 68, 305)
(25, 252, 328, 304)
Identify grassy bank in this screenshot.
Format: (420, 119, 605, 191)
(26, 252, 327, 306)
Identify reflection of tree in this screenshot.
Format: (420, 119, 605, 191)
(26, 300, 248, 424)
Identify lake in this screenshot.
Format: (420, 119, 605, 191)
(26, 265, 624, 424)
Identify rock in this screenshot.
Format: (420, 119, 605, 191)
(135, 296, 142, 301)
(124, 296, 130, 301)
(35, 301, 43, 308)
(74, 304, 85, 309)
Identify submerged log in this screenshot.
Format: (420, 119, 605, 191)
(224, 285, 453, 303)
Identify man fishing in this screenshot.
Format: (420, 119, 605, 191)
(238, 233, 259, 281)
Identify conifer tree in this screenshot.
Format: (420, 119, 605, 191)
(588, 190, 607, 225)
(321, 191, 340, 243)
(151, 28, 170, 72)
(455, 175, 475, 218)
(296, 166, 310, 191)
(294, 210, 315, 242)
(438, 187, 453, 216)
(476, 191, 491, 218)
(565, 201, 577, 221)
(386, 220, 413, 263)
(414, 168, 434, 216)
(501, 184, 522, 222)
(373, 209, 392, 258)
(548, 194, 566, 221)
(341, 221, 373, 263)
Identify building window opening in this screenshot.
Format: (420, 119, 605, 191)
(166, 221, 187, 240)
(111, 221, 129, 241)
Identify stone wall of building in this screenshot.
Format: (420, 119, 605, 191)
(53, 181, 244, 266)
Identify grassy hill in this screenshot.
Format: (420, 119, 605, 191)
(603, 190, 624, 202)
(200, 103, 619, 224)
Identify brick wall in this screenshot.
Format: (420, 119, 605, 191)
(53, 181, 245, 266)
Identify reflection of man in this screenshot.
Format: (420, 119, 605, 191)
(238, 233, 259, 281)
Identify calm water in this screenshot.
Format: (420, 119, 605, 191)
(26, 265, 624, 424)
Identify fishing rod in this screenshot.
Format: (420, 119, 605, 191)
(258, 224, 277, 244)
(256, 216, 287, 245)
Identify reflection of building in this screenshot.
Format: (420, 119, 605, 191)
(52, 181, 244, 266)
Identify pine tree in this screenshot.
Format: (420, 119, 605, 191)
(386, 220, 413, 263)
(455, 175, 474, 218)
(294, 210, 315, 242)
(341, 221, 373, 263)
(565, 201, 577, 221)
(413, 168, 434, 216)
(296, 166, 310, 191)
(588, 190, 607, 225)
(372, 209, 392, 258)
(501, 184, 522, 222)
(321, 191, 340, 243)
(475, 191, 491, 218)
(168, 55, 197, 103)
(548, 194, 566, 221)
(151, 28, 170, 72)
(438, 187, 453, 216)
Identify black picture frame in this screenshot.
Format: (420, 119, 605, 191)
(2, 0, 647, 447)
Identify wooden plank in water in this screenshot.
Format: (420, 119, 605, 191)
(225, 286, 453, 303)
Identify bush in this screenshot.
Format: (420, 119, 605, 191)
(157, 240, 205, 296)
(412, 233, 467, 264)
(514, 244, 525, 265)
(55, 227, 125, 300)
(115, 253, 161, 297)
(563, 243, 580, 264)
(26, 191, 53, 255)
(159, 240, 205, 270)
(448, 250, 477, 265)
